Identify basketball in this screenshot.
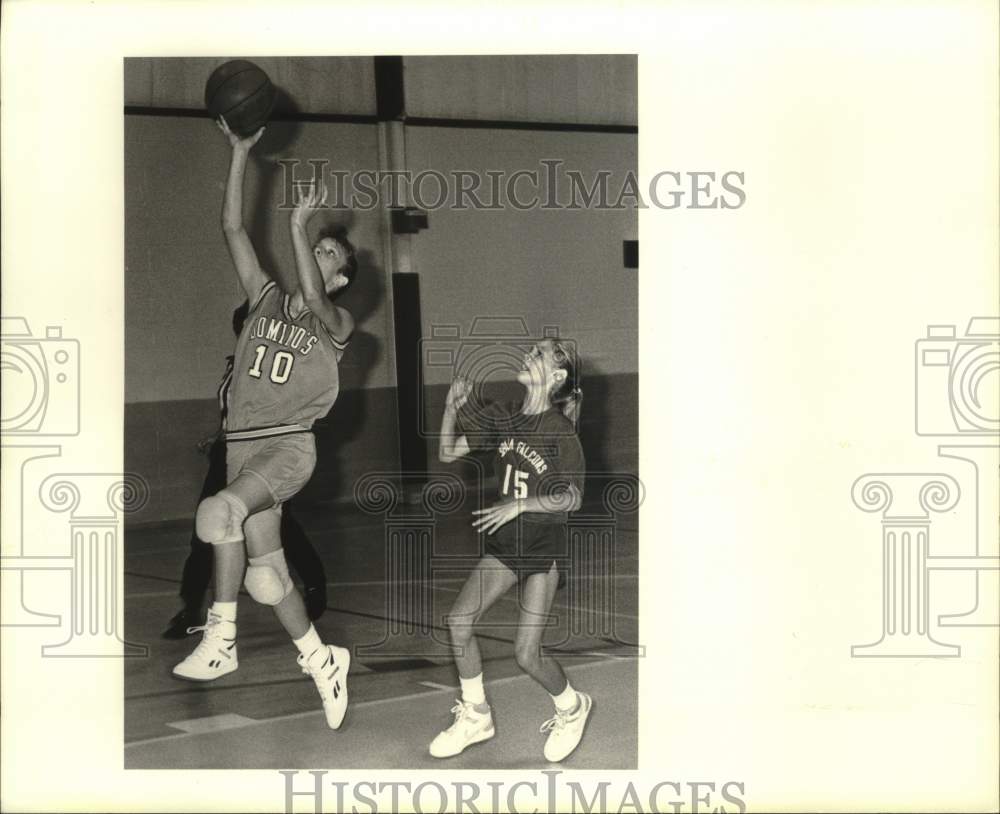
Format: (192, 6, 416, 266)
(204, 59, 277, 137)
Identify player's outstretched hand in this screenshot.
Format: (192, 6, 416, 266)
(216, 116, 264, 152)
(471, 501, 523, 535)
(292, 177, 328, 225)
(445, 377, 471, 412)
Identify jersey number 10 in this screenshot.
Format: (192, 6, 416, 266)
(502, 464, 529, 499)
(248, 344, 294, 384)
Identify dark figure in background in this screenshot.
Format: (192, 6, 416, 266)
(162, 300, 328, 639)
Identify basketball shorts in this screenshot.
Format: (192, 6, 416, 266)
(484, 519, 569, 588)
(226, 431, 316, 510)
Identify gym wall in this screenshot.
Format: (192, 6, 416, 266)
(403, 55, 637, 125)
(406, 126, 638, 484)
(124, 56, 637, 525)
(124, 56, 635, 126)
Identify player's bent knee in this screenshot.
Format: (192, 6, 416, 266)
(244, 566, 289, 605)
(195, 491, 248, 544)
(447, 617, 475, 646)
(245, 549, 294, 605)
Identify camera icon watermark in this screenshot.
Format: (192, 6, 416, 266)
(1, 316, 80, 437)
(419, 316, 577, 438)
(2, 316, 146, 657)
(851, 315, 999, 658)
(915, 317, 999, 437)
(3, 316, 83, 631)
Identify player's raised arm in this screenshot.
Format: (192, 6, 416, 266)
(439, 377, 472, 462)
(289, 179, 354, 342)
(218, 117, 269, 303)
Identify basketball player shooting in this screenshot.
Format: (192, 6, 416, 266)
(172, 116, 358, 731)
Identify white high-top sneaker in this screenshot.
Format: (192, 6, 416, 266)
(172, 610, 238, 681)
(298, 644, 351, 729)
(540, 691, 593, 762)
(429, 700, 495, 758)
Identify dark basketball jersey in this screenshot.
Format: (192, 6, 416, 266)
(226, 281, 348, 438)
(457, 400, 585, 523)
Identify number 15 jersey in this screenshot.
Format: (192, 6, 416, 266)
(225, 281, 349, 439)
(457, 400, 585, 524)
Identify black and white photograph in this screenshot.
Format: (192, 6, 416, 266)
(121, 55, 640, 770)
(2, 2, 998, 813)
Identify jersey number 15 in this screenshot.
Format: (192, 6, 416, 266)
(502, 464, 529, 499)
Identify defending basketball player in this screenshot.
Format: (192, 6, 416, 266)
(431, 339, 592, 762)
(173, 117, 357, 731)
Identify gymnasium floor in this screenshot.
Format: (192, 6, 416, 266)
(123, 494, 639, 769)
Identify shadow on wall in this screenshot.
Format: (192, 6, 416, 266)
(574, 356, 614, 478)
(311, 213, 386, 392)
(302, 242, 391, 507)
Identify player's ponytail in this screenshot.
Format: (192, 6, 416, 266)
(548, 340, 582, 426)
(557, 386, 583, 424)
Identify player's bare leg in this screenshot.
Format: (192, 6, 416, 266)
(448, 556, 519, 679)
(244, 509, 350, 729)
(430, 556, 518, 758)
(172, 472, 276, 682)
(213, 471, 278, 598)
(243, 509, 309, 637)
(518, 564, 593, 763)
(211, 542, 245, 602)
(514, 566, 564, 694)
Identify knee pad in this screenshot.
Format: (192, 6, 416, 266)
(245, 548, 294, 605)
(196, 491, 248, 545)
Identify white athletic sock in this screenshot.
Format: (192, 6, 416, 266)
(460, 673, 486, 706)
(210, 601, 237, 623)
(551, 681, 578, 713)
(293, 625, 326, 664)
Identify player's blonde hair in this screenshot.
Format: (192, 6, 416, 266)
(547, 339, 582, 424)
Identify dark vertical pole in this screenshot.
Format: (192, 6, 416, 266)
(376, 57, 428, 485)
(374, 57, 405, 120)
(623, 239, 638, 269)
(391, 274, 428, 481)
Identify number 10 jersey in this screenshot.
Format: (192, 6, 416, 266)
(225, 280, 349, 439)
